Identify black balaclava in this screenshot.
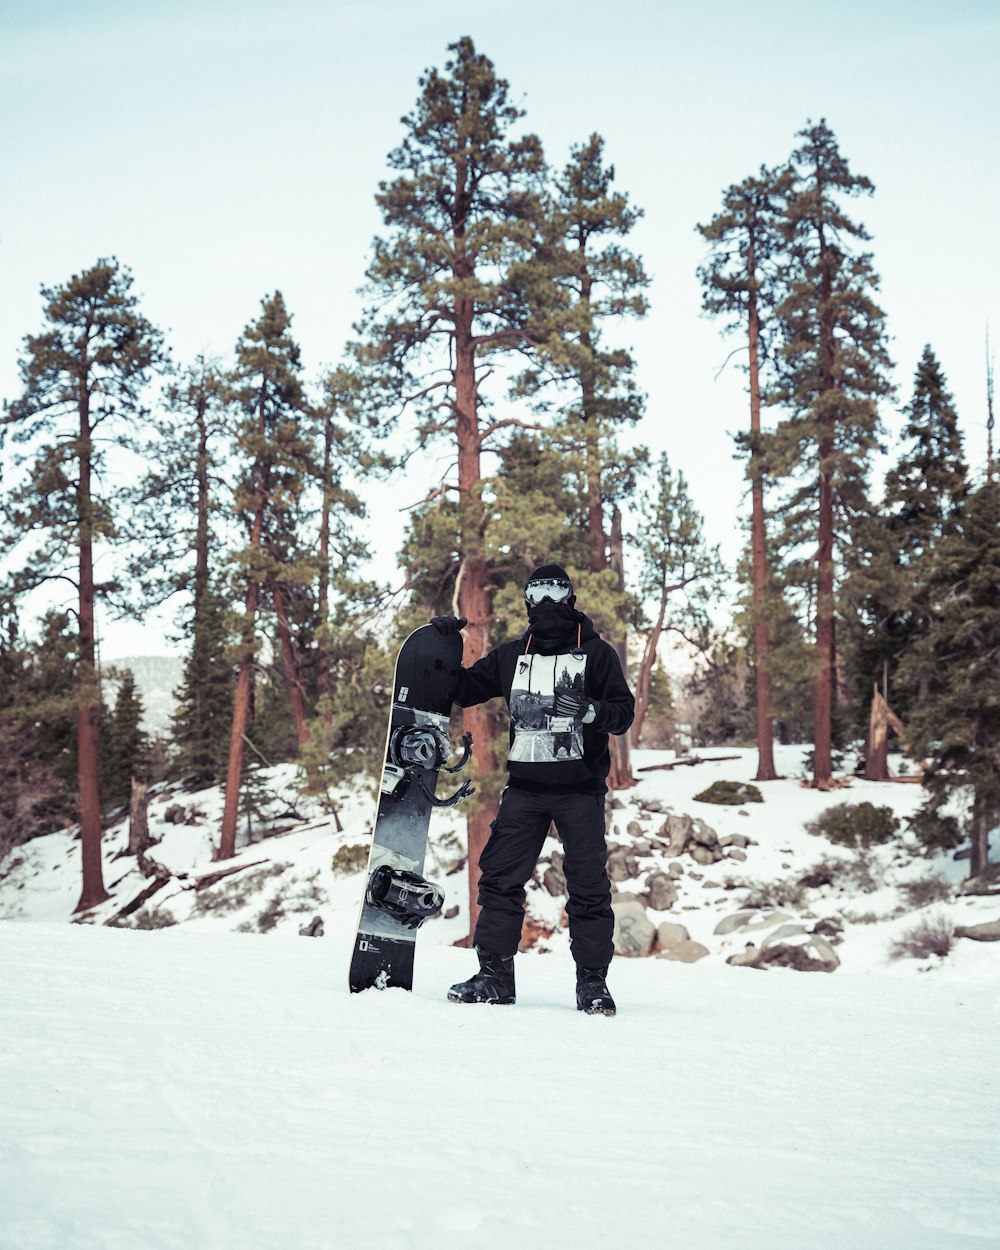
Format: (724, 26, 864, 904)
(524, 563, 578, 649)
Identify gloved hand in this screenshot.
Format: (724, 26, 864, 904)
(430, 615, 467, 636)
(554, 691, 598, 723)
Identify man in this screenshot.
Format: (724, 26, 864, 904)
(432, 563, 635, 1015)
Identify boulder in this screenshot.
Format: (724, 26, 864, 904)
(959, 865, 1000, 897)
(719, 834, 749, 849)
(667, 861, 684, 878)
(607, 849, 639, 883)
(298, 915, 324, 937)
(658, 939, 709, 964)
(725, 848, 748, 862)
(954, 919, 1000, 941)
(542, 865, 567, 897)
(689, 845, 719, 866)
(644, 873, 678, 912)
(612, 896, 656, 957)
(632, 839, 653, 857)
(714, 908, 794, 936)
(661, 813, 693, 857)
(727, 934, 839, 972)
(626, 821, 643, 838)
(691, 818, 720, 848)
(163, 803, 186, 824)
(654, 921, 690, 950)
(640, 799, 665, 814)
(761, 923, 810, 949)
(813, 915, 845, 944)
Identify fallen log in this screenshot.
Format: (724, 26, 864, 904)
(105, 875, 172, 924)
(637, 754, 742, 773)
(193, 859, 270, 891)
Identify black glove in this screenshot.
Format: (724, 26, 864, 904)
(554, 690, 599, 724)
(430, 615, 467, 636)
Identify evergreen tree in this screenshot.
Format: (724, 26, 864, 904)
(170, 581, 233, 780)
(2, 258, 167, 908)
(905, 479, 1000, 877)
(0, 609, 78, 857)
(218, 292, 314, 859)
(850, 347, 968, 743)
(765, 121, 894, 787)
(698, 164, 791, 781)
(631, 453, 724, 747)
(100, 669, 149, 809)
(355, 37, 564, 937)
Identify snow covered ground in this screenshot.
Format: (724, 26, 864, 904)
(2, 745, 999, 1246)
(1, 920, 998, 1250)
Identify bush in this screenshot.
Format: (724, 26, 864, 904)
(693, 780, 763, 805)
(900, 874, 954, 909)
(888, 913, 954, 961)
(331, 844, 369, 875)
(805, 801, 899, 849)
(737, 876, 807, 909)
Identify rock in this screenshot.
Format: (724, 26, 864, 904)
(726, 947, 762, 968)
(658, 939, 709, 963)
(725, 848, 748, 862)
(655, 921, 690, 950)
(632, 839, 653, 856)
(738, 809, 750, 817)
(644, 873, 678, 912)
(612, 896, 656, 957)
(761, 923, 810, 949)
(667, 861, 684, 878)
(714, 908, 794, 936)
(959, 865, 1000, 897)
(953, 847, 971, 860)
(954, 919, 1000, 941)
(626, 821, 643, 838)
(688, 870, 704, 881)
(298, 915, 324, 937)
(640, 799, 665, 814)
(813, 916, 845, 944)
(611, 797, 626, 810)
(444, 905, 459, 919)
(691, 818, 719, 848)
(550, 849, 564, 871)
(163, 803, 186, 824)
(701, 879, 721, 889)
(759, 936, 839, 972)
(719, 834, 749, 849)
(605, 850, 630, 880)
(542, 865, 567, 897)
(689, 845, 718, 866)
(661, 813, 692, 857)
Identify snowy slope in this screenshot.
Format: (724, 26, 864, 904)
(1, 920, 998, 1250)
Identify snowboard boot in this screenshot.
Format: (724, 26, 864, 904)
(447, 949, 516, 1005)
(576, 964, 616, 1016)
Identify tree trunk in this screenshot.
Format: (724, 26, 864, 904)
(316, 409, 334, 724)
(454, 289, 498, 944)
(631, 589, 666, 748)
(74, 392, 109, 912)
(969, 795, 992, 878)
(747, 258, 777, 781)
(127, 777, 151, 856)
(862, 684, 905, 782)
(607, 506, 636, 788)
(193, 391, 210, 615)
(579, 272, 607, 573)
(812, 233, 837, 788)
(273, 584, 309, 748)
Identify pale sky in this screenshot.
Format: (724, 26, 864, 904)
(2, 0, 997, 657)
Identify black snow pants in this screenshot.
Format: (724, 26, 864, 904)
(473, 785, 614, 969)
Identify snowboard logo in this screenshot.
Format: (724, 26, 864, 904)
(399, 686, 409, 703)
(508, 651, 586, 764)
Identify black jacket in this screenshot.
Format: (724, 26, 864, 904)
(452, 612, 634, 794)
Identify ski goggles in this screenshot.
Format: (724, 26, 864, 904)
(524, 578, 573, 605)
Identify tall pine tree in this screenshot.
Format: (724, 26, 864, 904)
(766, 122, 893, 787)
(2, 259, 166, 908)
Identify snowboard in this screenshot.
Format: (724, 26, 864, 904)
(348, 624, 474, 993)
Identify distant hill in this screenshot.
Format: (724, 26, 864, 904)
(101, 654, 185, 735)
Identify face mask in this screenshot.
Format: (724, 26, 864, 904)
(526, 598, 576, 644)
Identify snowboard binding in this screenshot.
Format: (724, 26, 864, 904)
(381, 725, 475, 808)
(366, 865, 445, 929)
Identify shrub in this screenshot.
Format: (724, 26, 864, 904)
(737, 876, 807, 909)
(332, 843, 369, 875)
(797, 857, 841, 889)
(805, 801, 899, 849)
(693, 780, 763, 806)
(900, 874, 954, 909)
(888, 912, 954, 961)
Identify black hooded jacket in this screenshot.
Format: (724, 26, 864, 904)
(452, 611, 634, 794)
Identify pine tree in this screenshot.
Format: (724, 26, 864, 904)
(850, 347, 968, 748)
(698, 164, 791, 781)
(100, 669, 149, 809)
(765, 121, 894, 787)
(355, 37, 564, 938)
(631, 453, 724, 747)
(170, 581, 233, 780)
(218, 292, 315, 859)
(905, 479, 1000, 877)
(2, 259, 167, 908)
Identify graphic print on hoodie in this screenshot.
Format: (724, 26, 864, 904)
(508, 650, 587, 764)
